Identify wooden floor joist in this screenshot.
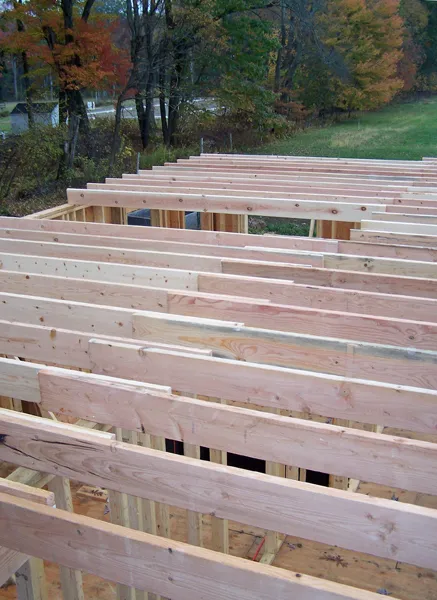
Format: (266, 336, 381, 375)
(1, 154, 437, 600)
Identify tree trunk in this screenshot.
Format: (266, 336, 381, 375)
(135, 94, 147, 148)
(167, 55, 184, 146)
(159, 64, 169, 145)
(274, 0, 286, 93)
(109, 95, 124, 174)
(143, 71, 155, 148)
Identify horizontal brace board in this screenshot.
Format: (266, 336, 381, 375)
(67, 189, 383, 222)
(0, 493, 387, 600)
(1, 410, 437, 569)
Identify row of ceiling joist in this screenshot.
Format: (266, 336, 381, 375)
(66, 154, 437, 222)
(2, 159, 437, 600)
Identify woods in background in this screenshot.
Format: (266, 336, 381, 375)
(0, 0, 436, 210)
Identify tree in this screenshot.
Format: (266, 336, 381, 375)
(1, 0, 130, 164)
(293, 0, 404, 113)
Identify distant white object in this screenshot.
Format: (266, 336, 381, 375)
(10, 102, 59, 134)
(87, 101, 96, 109)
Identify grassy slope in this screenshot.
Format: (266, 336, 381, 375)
(255, 98, 437, 161)
(247, 98, 437, 235)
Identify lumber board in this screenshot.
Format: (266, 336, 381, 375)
(131, 312, 437, 389)
(87, 181, 394, 204)
(362, 220, 437, 235)
(3, 328, 437, 433)
(36, 368, 437, 494)
(0, 317, 210, 372)
(350, 230, 437, 248)
(15, 557, 47, 600)
(3, 249, 437, 298)
(0, 237, 226, 272)
(160, 160, 437, 177)
(0, 252, 198, 290)
(148, 166, 437, 184)
(0, 493, 389, 600)
(112, 176, 408, 197)
(1, 411, 437, 569)
(5, 223, 437, 265)
(372, 212, 437, 224)
(4, 314, 437, 431)
(221, 259, 437, 297)
(67, 188, 383, 222)
(198, 273, 437, 322)
(2, 293, 437, 385)
(0, 479, 54, 506)
(188, 156, 437, 173)
(336, 240, 437, 263)
(0, 479, 54, 587)
(3, 276, 437, 350)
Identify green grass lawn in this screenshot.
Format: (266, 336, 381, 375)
(256, 98, 437, 161)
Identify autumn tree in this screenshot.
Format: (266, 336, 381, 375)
(0, 0, 130, 163)
(292, 0, 404, 113)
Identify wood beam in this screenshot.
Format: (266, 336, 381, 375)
(1, 411, 437, 569)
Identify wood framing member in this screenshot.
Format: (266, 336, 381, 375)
(2, 216, 436, 263)
(1, 410, 437, 569)
(350, 229, 437, 248)
(1, 294, 437, 387)
(0, 493, 389, 600)
(0, 479, 54, 586)
(1, 263, 435, 325)
(3, 249, 437, 299)
(2, 223, 437, 265)
(2, 328, 437, 432)
(0, 364, 433, 494)
(88, 181, 397, 204)
(1, 277, 437, 350)
(67, 189, 384, 222)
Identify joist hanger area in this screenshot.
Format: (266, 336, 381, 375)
(1, 154, 437, 600)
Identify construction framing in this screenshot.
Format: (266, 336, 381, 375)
(1, 154, 437, 600)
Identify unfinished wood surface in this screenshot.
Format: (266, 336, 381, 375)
(15, 558, 47, 600)
(198, 273, 437, 322)
(2, 216, 436, 262)
(47, 477, 85, 600)
(67, 189, 383, 222)
(0, 480, 54, 587)
(88, 181, 395, 204)
(35, 368, 437, 494)
(132, 312, 437, 389)
(221, 259, 437, 297)
(350, 229, 437, 248)
(3, 265, 437, 324)
(2, 291, 437, 386)
(3, 274, 437, 350)
(1, 411, 437, 569)
(0, 493, 389, 600)
(3, 318, 437, 430)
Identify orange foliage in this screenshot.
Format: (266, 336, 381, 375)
(321, 0, 405, 110)
(0, 1, 131, 93)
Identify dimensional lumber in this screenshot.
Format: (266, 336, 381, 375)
(2, 215, 436, 263)
(1, 410, 437, 569)
(3, 224, 437, 270)
(3, 249, 437, 298)
(2, 155, 437, 600)
(2, 329, 437, 433)
(1, 294, 437, 387)
(0, 480, 54, 587)
(4, 220, 437, 265)
(67, 188, 383, 222)
(2, 275, 437, 349)
(0, 493, 390, 600)
(1, 268, 437, 323)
